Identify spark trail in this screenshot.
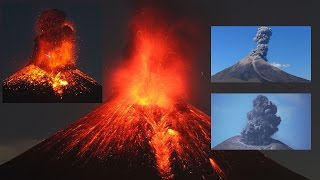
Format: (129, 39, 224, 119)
(42, 97, 220, 179)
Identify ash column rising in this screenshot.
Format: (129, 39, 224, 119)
(250, 26, 272, 61)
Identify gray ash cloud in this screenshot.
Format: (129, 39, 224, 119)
(250, 26, 272, 61)
(241, 95, 281, 146)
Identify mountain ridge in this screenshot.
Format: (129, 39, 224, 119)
(211, 56, 310, 82)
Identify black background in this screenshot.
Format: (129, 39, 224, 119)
(0, 0, 318, 179)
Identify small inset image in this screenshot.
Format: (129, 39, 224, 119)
(2, 9, 102, 103)
(211, 93, 311, 150)
(211, 26, 311, 82)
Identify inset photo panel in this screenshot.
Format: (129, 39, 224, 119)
(211, 26, 311, 83)
(1, 9, 103, 103)
(211, 93, 311, 150)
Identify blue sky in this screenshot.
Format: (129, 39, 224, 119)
(211, 26, 311, 80)
(211, 93, 311, 150)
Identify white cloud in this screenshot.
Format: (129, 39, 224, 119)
(270, 62, 291, 68)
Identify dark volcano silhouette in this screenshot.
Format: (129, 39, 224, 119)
(0, 139, 307, 180)
(212, 151, 307, 180)
(0, 99, 218, 179)
(211, 56, 310, 82)
(0, 99, 307, 179)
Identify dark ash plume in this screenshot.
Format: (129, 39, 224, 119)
(241, 95, 281, 146)
(250, 26, 272, 61)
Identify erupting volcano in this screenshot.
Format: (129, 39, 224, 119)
(0, 9, 306, 180)
(211, 26, 310, 83)
(2, 9, 102, 102)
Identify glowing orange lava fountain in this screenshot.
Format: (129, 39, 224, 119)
(40, 9, 225, 179)
(3, 9, 98, 98)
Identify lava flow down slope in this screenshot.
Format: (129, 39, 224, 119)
(2, 9, 102, 103)
(0, 8, 307, 180)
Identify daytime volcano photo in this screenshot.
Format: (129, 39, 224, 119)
(211, 26, 311, 82)
(211, 94, 311, 150)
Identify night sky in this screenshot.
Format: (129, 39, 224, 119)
(0, 0, 318, 179)
(0, 0, 109, 165)
(0, 0, 211, 165)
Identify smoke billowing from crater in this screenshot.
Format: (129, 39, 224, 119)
(250, 26, 272, 61)
(241, 95, 281, 146)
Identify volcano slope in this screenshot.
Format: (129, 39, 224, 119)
(0, 97, 307, 180)
(211, 56, 309, 82)
(2, 65, 102, 103)
(214, 135, 293, 150)
(0, 97, 217, 180)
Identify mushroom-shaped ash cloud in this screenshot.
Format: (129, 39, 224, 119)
(250, 26, 272, 61)
(241, 95, 281, 145)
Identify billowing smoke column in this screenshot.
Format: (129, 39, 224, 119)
(250, 26, 272, 61)
(31, 9, 76, 71)
(241, 95, 281, 145)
